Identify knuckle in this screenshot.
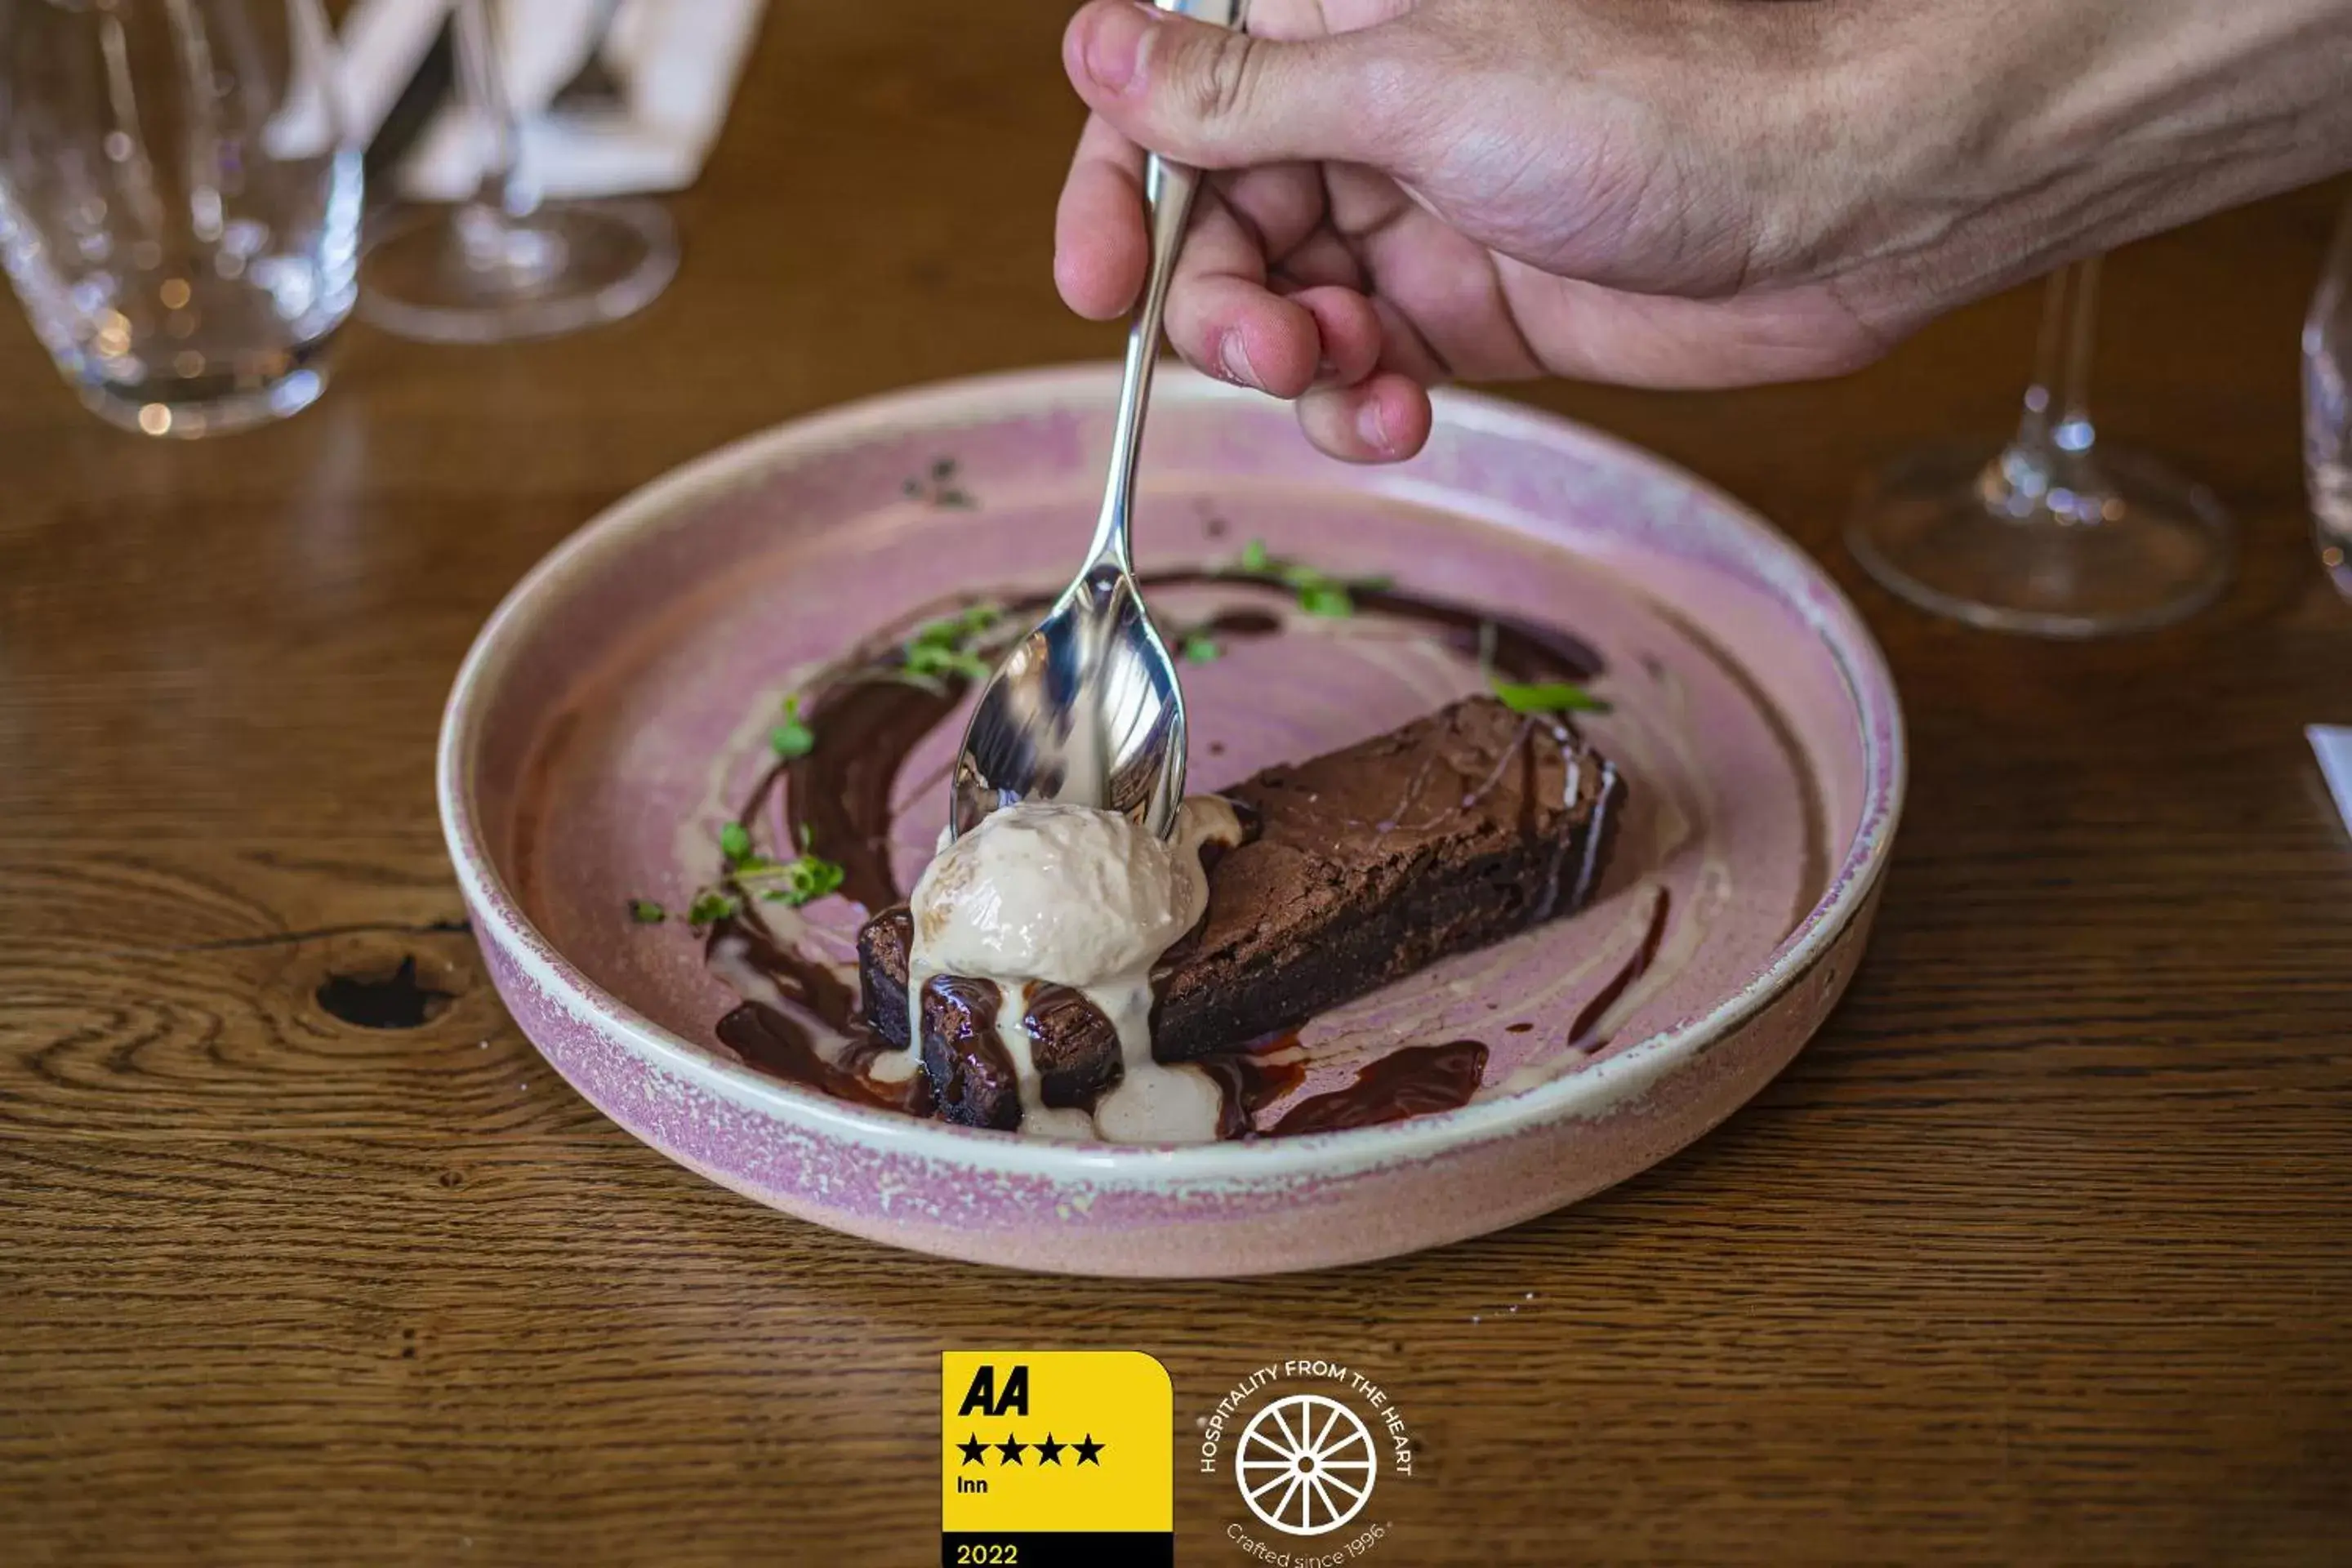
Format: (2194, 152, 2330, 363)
(1182, 29, 1258, 125)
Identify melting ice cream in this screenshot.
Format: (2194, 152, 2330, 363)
(906, 798, 1241, 1143)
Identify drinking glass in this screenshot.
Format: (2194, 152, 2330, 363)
(2303, 192, 2352, 599)
(0, 0, 360, 437)
(1846, 258, 2236, 638)
(359, 0, 675, 343)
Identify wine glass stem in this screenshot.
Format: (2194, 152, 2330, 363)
(454, 0, 533, 223)
(1993, 257, 2106, 512)
(2054, 256, 2100, 455)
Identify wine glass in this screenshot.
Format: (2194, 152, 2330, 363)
(359, 0, 675, 343)
(1846, 257, 2236, 638)
(0, 0, 360, 437)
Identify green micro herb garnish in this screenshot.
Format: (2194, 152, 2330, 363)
(709, 820, 848, 910)
(1490, 677, 1611, 716)
(770, 694, 815, 760)
(1472, 617, 1611, 717)
(1182, 633, 1223, 664)
(1232, 538, 1391, 618)
(686, 889, 740, 927)
(915, 603, 1002, 644)
(756, 854, 847, 906)
(730, 851, 847, 906)
(1297, 583, 1356, 618)
(897, 603, 1003, 687)
(905, 641, 992, 682)
(626, 898, 666, 924)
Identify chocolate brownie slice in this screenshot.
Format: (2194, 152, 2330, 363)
(858, 696, 1624, 1125)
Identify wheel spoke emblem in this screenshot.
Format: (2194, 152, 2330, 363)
(1235, 1394, 1377, 1536)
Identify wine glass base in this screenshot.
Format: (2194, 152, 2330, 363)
(360, 198, 677, 345)
(1846, 443, 2235, 639)
(74, 354, 332, 439)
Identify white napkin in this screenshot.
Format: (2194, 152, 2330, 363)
(2313, 725, 2352, 837)
(339, 0, 764, 200)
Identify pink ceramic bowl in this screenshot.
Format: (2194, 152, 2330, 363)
(438, 366, 1904, 1276)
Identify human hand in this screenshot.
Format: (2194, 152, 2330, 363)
(1054, 0, 2352, 461)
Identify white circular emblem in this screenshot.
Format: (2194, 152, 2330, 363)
(1235, 1392, 1378, 1536)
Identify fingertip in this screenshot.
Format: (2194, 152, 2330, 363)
(1062, 0, 1151, 102)
(1054, 123, 1150, 318)
(1298, 373, 1432, 463)
(1231, 297, 1321, 399)
(1061, 3, 1091, 88)
(1054, 242, 1137, 321)
(1374, 374, 1435, 459)
(1166, 278, 1320, 398)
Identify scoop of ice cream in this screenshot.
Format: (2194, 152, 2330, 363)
(909, 799, 1233, 990)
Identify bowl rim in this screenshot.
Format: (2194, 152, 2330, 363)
(437, 363, 1906, 1186)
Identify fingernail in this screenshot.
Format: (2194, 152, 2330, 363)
(1356, 395, 1390, 451)
(1083, 2, 1160, 94)
(1219, 328, 1259, 390)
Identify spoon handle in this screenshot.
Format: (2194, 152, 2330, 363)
(1083, 0, 1250, 575)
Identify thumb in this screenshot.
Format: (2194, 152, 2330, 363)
(1064, 0, 1413, 170)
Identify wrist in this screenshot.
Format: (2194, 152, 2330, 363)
(1799, 0, 2352, 328)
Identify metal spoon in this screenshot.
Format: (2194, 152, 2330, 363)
(949, 0, 1249, 842)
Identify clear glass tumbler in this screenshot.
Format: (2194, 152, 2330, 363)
(2304, 192, 2352, 599)
(0, 0, 360, 438)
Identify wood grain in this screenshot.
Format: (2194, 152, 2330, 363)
(3, 3, 2350, 1563)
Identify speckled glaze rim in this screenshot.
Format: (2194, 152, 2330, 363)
(438, 365, 1905, 1189)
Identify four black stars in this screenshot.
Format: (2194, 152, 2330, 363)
(955, 1432, 1107, 1466)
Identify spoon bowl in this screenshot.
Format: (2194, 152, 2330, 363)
(951, 563, 1188, 837)
(947, 0, 1245, 842)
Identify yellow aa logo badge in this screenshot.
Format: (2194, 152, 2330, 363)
(941, 1350, 1174, 1567)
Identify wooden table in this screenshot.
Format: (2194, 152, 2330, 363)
(5, 8, 2349, 1564)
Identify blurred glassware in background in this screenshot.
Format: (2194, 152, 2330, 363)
(359, 0, 675, 343)
(0, 0, 359, 438)
(1847, 258, 2236, 638)
(2303, 192, 2352, 600)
